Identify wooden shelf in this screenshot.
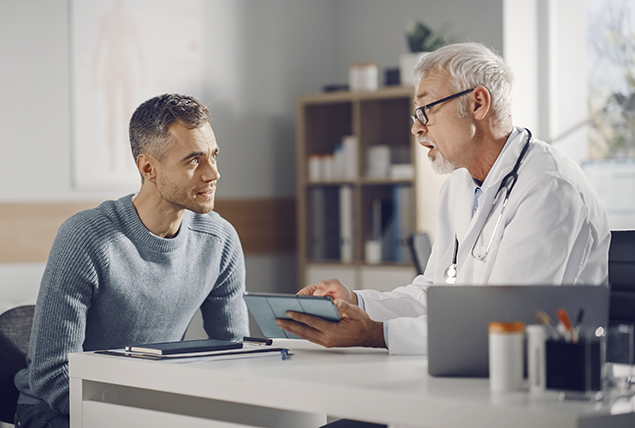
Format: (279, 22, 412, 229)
(295, 87, 445, 289)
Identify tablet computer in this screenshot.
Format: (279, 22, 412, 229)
(243, 292, 341, 339)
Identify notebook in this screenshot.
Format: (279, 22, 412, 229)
(124, 338, 242, 355)
(426, 285, 609, 377)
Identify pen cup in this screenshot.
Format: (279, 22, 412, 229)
(545, 328, 605, 400)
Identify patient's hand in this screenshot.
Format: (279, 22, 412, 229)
(297, 278, 358, 306)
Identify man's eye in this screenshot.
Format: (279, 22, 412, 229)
(188, 158, 200, 165)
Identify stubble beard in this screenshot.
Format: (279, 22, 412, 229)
(158, 182, 216, 215)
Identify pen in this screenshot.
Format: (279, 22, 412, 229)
(533, 310, 560, 340)
(573, 308, 584, 339)
(242, 336, 273, 346)
(281, 349, 292, 360)
(556, 308, 576, 343)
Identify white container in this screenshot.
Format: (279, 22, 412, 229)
(366, 145, 391, 178)
(308, 155, 321, 182)
(349, 62, 378, 92)
(365, 240, 381, 264)
(320, 154, 334, 181)
(489, 321, 525, 393)
(526, 325, 547, 394)
(341, 135, 358, 179)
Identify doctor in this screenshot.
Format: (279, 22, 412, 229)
(276, 42, 610, 355)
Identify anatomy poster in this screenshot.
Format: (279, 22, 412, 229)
(70, 0, 203, 189)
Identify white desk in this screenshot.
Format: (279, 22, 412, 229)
(69, 340, 635, 428)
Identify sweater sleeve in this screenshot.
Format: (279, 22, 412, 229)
(26, 216, 104, 414)
(200, 222, 249, 341)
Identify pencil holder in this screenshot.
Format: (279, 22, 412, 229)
(545, 330, 604, 400)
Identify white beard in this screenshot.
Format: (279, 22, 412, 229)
(430, 150, 456, 175)
(419, 136, 457, 175)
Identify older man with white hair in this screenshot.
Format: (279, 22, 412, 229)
(277, 42, 610, 356)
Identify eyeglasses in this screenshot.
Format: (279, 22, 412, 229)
(411, 88, 475, 126)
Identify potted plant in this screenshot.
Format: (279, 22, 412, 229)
(400, 21, 451, 85)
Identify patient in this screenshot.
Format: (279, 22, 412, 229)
(13, 94, 249, 428)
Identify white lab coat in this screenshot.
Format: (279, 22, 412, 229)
(357, 127, 610, 355)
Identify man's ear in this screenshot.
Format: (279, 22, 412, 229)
(471, 86, 491, 121)
(136, 153, 158, 183)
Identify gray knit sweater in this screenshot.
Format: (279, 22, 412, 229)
(14, 194, 249, 414)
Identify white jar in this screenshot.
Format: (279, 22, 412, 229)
(489, 321, 525, 393)
(349, 62, 378, 92)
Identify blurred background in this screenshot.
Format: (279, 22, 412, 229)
(0, 0, 632, 336)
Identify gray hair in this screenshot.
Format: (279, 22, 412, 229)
(411, 42, 513, 133)
(129, 93, 210, 161)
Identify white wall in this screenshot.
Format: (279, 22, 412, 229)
(0, 0, 504, 306)
(206, 0, 504, 199)
(201, 0, 340, 199)
(0, 0, 128, 203)
(333, 0, 503, 85)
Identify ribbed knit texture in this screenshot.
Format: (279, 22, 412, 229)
(14, 194, 249, 414)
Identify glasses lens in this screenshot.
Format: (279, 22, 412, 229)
(415, 108, 427, 125)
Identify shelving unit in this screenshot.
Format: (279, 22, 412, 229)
(296, 86, 445, 292)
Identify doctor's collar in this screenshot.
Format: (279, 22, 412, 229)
(476, 127, 523, 190)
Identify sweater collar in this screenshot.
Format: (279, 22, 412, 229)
(120, 194, 189, 252)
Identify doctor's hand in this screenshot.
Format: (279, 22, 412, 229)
(275, 298, 386, 349)
(297, 278, 358, 306)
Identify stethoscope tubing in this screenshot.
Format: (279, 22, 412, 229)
(444, 129, 533, 284)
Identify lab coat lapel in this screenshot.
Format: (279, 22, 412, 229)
(455, 128, 530, 272)
(452, 172, 476, 241)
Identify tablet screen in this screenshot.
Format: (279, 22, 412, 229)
(243, 292, 341, 339)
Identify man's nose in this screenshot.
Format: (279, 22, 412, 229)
(202, 159, 220, 182)
(411, 120, 427, 136)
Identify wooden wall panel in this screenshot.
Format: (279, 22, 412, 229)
(214, 198, 296, 255)
(0, 202, 99, 263)
(0, 198, 295, 263)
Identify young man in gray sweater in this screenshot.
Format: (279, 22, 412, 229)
(14, 94, 249, 428)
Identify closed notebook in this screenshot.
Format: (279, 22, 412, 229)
(124, 338, 242, 355)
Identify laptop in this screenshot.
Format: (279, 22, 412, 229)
(426, 285, 609, 377)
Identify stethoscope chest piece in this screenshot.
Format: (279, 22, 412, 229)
(444, 263, 457, 284)
(444, 236, 459, 285)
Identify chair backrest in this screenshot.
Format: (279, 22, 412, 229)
(0, 304, 35, 423)
(408, 232, 432, 276)
(608, 230, 635, 326)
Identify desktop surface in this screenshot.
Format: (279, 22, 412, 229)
(69, 339, 634, 428)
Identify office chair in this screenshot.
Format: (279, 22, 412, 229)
(0, 304, 35, 424)
(407, 232, 432, 275)
(608, 230, 635, 327)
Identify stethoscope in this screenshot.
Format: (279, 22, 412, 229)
(443, 129, 533, 285)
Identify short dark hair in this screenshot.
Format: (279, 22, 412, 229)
(129, 93, 210, 161)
